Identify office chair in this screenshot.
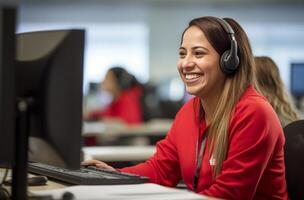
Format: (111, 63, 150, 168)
(140, 83, 184, 121)
(140, 83, 162, 121)
(283, 120, 304, 200)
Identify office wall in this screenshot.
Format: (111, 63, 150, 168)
(147, 4, 304, 86)
(19, 2, 304, 84)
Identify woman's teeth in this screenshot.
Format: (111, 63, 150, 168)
(185, 74, 200, 80)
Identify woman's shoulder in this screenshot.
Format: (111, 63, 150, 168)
(120, 85, 143, 99)
(171, 97, 198, 121)
(232, 86, 281, 130)
(236, 86, 274, 116)
(229, 86, 283, 142)
(177, 96, 197, 113)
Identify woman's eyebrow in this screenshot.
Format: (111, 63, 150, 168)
(192, 46, 209, 51)
(179, 46, 209, 52)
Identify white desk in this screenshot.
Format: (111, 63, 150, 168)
(82, 119, 173, 145)
(0, 169, 223, 200)
(82, 146, 156, 161)
(82, 119, 173, 137)
(31, 183, 222, 200)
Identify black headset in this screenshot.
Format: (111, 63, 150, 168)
(215, 18, 240, 75)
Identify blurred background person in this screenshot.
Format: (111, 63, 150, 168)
(254, 56, 302, 127)
(85, 66, 143, 125)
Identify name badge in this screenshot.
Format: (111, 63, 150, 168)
(209, 157, 216, 166)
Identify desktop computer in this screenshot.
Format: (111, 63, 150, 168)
(0, 7, 148, 200)
(17, 29, 148, 182)
(20, 28, 148, 188)
(1, 9, 85, 198)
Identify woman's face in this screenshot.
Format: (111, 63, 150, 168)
(101, 70, 120, 96)
(177, 26, 226, 99)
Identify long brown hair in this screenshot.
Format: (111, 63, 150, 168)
(185, 16, 256, 177)
(254, 56, 300, 126)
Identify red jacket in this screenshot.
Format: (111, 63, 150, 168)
(119, 86, 288, 200)
(88, 86, 143, 124)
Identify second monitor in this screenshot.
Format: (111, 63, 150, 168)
(15, 29, 85, 169)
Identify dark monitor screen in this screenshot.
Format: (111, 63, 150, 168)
(290, 63, 304, 97)
(15, 29, 85, 169)
(0, 7, 16, 166)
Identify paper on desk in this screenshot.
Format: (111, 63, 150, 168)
(31, 183, 207, 200)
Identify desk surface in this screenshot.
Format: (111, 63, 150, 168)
(30, 182, 224, 200)
(83, 118, 173, 137)
(0, 169, 223, 200)
(0, 168, 66, 192)
(28, 179, 66, 191)
(82, 145, 156, 161)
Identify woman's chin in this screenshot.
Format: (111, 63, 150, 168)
(185, 87, 204, 97)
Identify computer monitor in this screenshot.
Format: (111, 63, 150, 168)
(0, 6, 16, 167)
(15, 29, 85, 169)
(1, 6, 85, 199)
(290, 63, 304, 98)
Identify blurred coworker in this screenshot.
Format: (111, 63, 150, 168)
(255, 56, 301, 127)
(86, 67, 143, 124)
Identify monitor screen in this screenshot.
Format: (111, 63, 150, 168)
(0, 7, 16, 166)
(290, 63, 304, 97)
(15, 29, 85, 169)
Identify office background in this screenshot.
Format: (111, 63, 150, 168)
(14, 0, 304, 110)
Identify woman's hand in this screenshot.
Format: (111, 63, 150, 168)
(81, 159, 116, 171)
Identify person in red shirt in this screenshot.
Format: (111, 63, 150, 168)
(82, 17, 288, 199)
(86, 67, 143, 124)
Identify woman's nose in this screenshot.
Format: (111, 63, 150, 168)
(181, 58, 195, 69)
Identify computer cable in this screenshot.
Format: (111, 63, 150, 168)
(0, 167, 10, 200)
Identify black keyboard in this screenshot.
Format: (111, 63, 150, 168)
(28, 162, 149, 185)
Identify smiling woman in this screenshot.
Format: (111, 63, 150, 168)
(82, 16, 288, 200)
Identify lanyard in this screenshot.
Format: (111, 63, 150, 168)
(193, 126, 207, 191)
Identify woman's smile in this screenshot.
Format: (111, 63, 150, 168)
(183, 73, 204, 85)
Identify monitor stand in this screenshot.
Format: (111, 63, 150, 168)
(11, 99, 60, 200)
(12, 99, 30, 200)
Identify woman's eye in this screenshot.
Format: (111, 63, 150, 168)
(194, 51, 205, 57)
(179, 52, 186, 58)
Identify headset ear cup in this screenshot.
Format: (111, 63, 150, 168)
(220, 50, 239, 75)
(220, 50, 231, 74)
